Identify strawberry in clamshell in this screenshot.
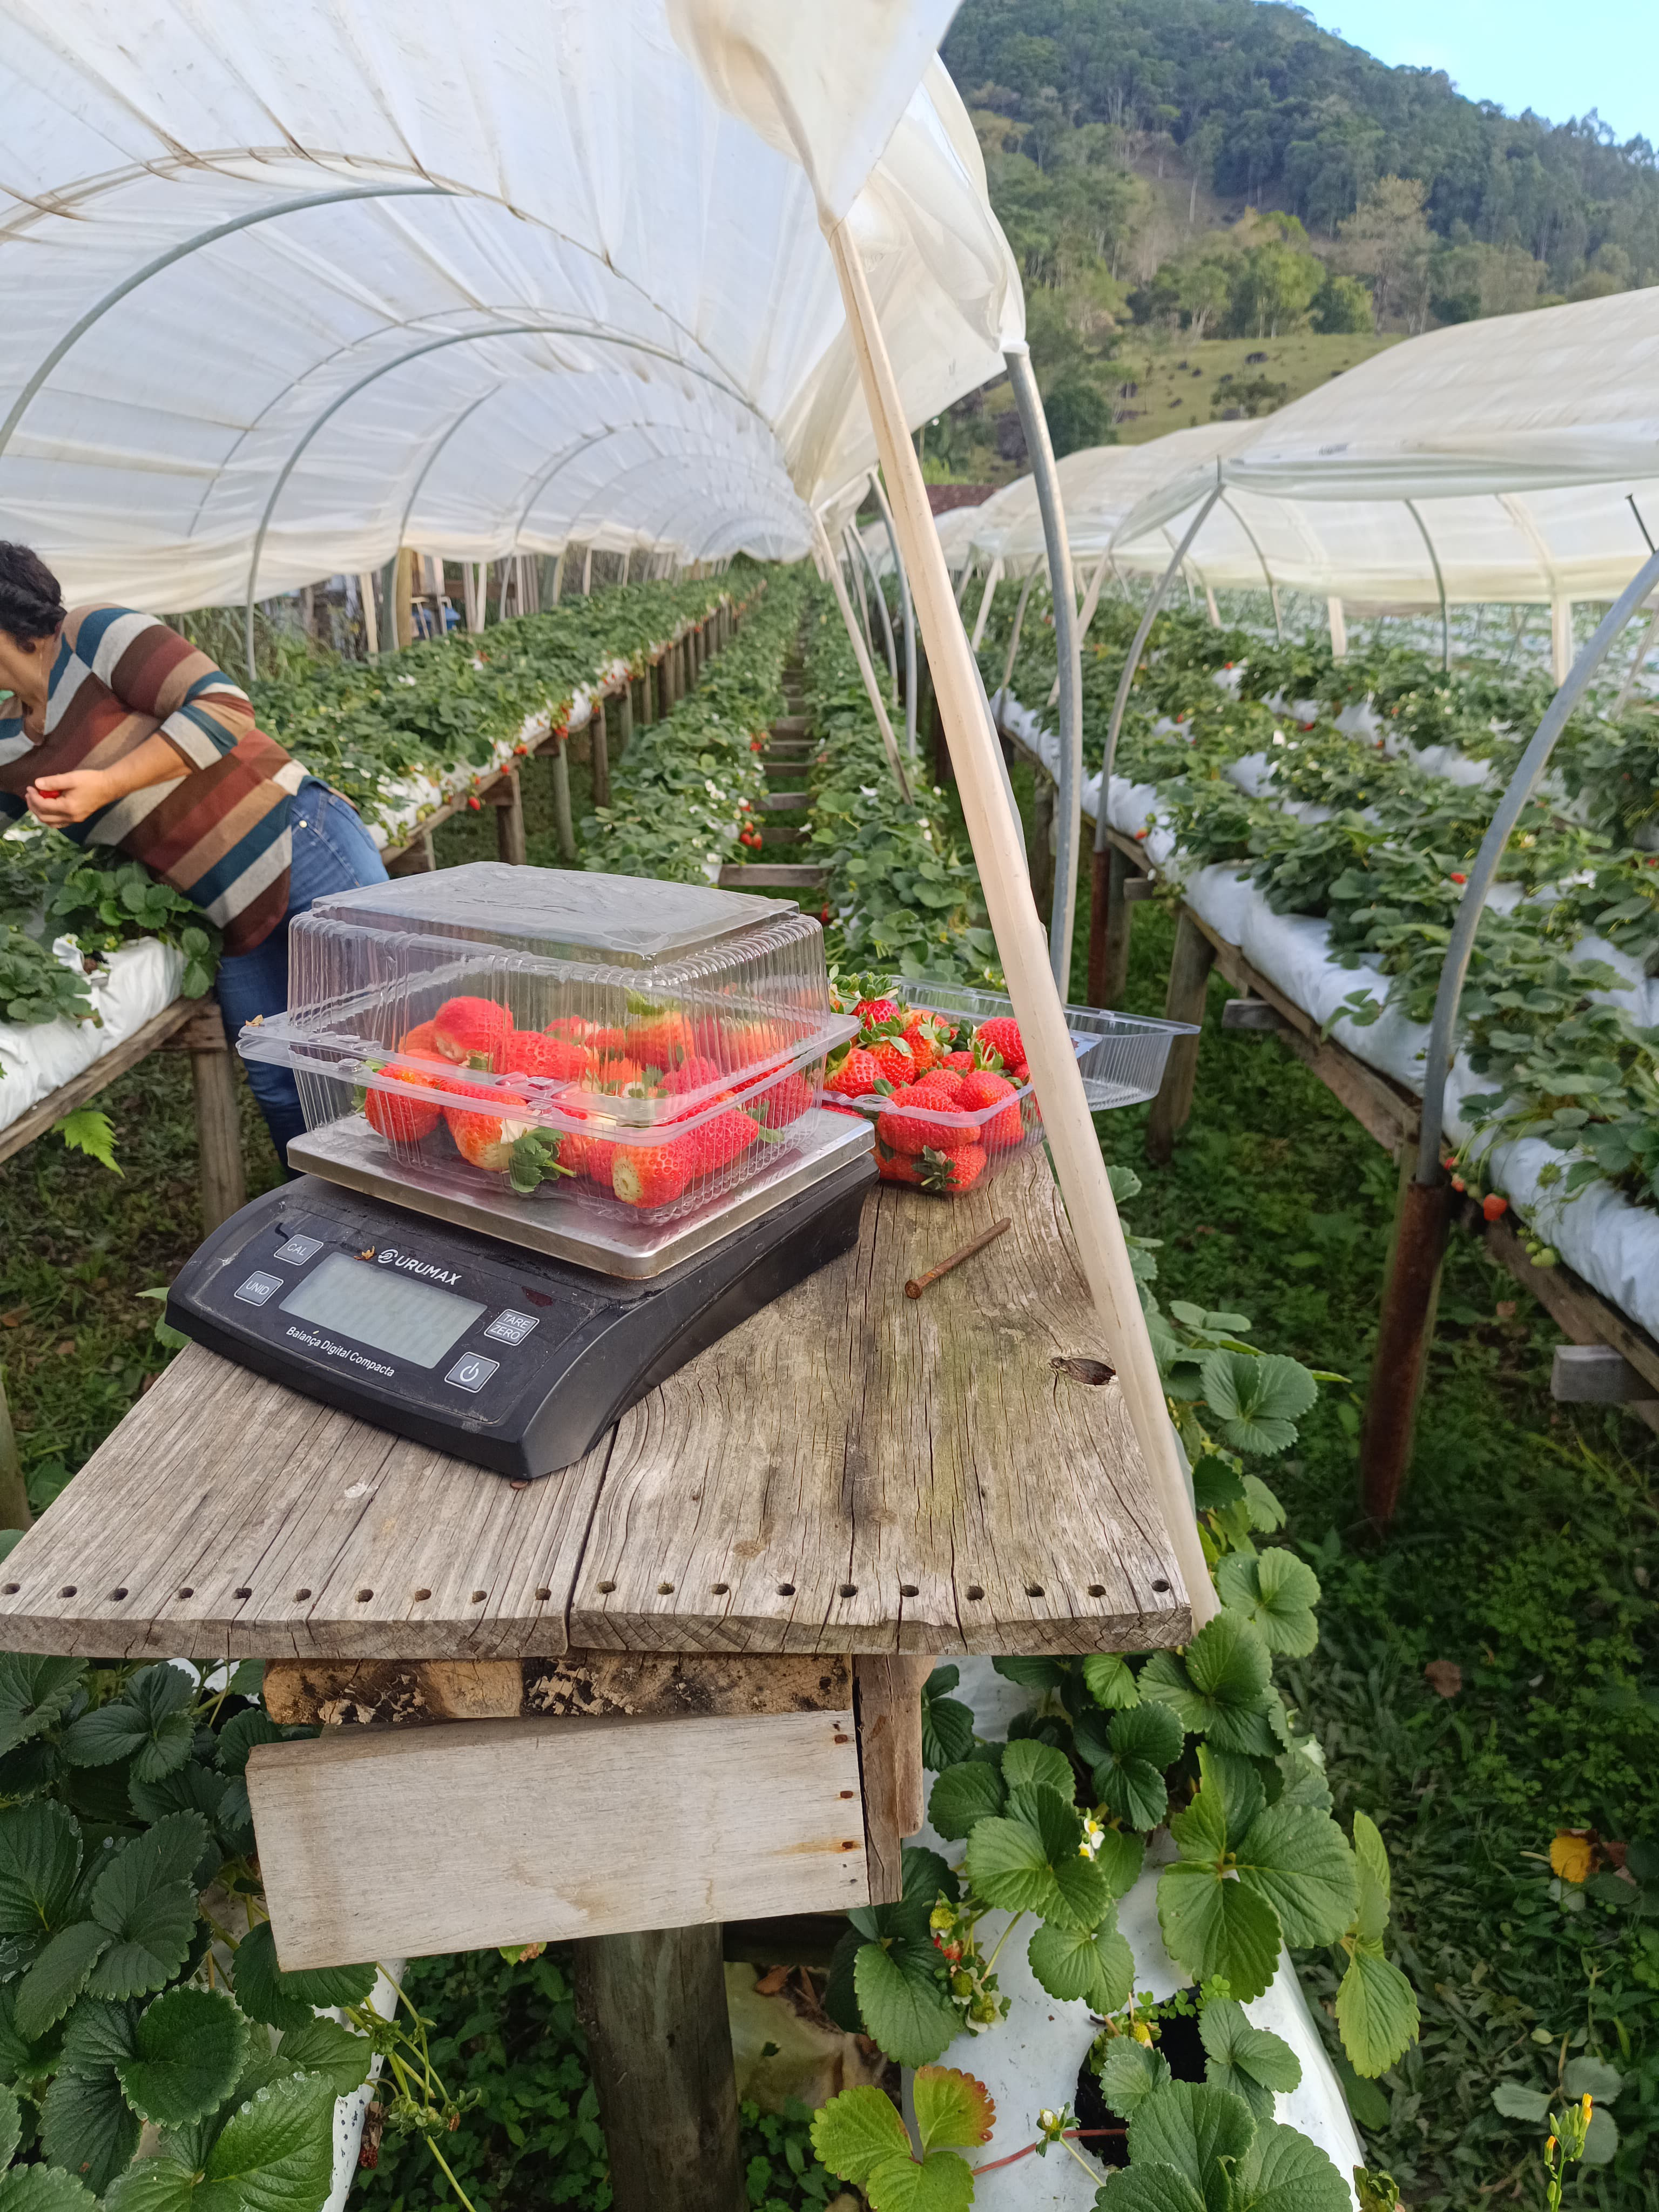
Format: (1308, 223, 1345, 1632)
(431, 995, 512, 1067)
(359, 1057, 441, 1145)
(439, 1063, 577, 1193)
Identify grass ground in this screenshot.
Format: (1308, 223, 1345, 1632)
(1097, 328, 1401, 444)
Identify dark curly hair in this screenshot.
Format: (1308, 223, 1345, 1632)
(0, 543, 65, 644)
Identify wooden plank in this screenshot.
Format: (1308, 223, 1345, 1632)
(717, 865, 825, 888)
(0, 1155, 1187, 1660)
(1484, 1216, 1659, 1431)
(248, 1708, 868, 1965)
(756, 792, 811, 812)
(0, 996, 197, 1166)
(853, 1655, 930, 1905)
(264, 1651, 855, 1725)
(563, 1151, 1186, 1656)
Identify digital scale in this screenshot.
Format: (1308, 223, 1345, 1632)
(167, 1108, 876, 1479)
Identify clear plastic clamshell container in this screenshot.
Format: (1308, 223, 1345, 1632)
(240, 864, 858, 1221)
(830, 978, 1195, 1199)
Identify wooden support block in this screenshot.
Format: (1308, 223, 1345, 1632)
(264, 1651, 854, 1727)
(572, 1924, 743, 2212)
(1551, 1344, 1658, 1405)
(618, 684, 634, 754)
(1123, 875, 1158, 904)
(756, 792, 811, 812)
(388, 827, 436, 875)
(0, 1371, 29, 1534)
(247, 1708, 868, 1965)
(716, 865, 827, 889)
(1145, 912, 1216, 1165)
(1485, 1217, 1659, 1435)
(190, 1034, 246, 1234)
(1221, 997, 1289, 1031)
(853, 1655, 929, 1905)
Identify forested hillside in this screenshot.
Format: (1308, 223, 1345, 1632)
(931, 0, 1658, 473)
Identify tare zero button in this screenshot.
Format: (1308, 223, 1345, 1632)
(444, 1353, 498, 1393)
(484, 1310, 539, 1345)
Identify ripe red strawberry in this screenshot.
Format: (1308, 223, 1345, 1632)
(627, 1011, 693, 1066)
(661, 1055, 726, 1101)
(690, 1111, 760, 1174)
(544, 1016, 592, 1043)
(612, 1137, 693, 1207)
(827, 1048, 884, 1100)
(923, 1068, 966, 1102)
(503, 1030, 588, 1083)
(941, 1049, 974, 1073)
(876, 1146, 920, 1184)
(742, 1066, 813, 1127)
(915, 1142, 987, 1194)
(399, 1019, 441, 1058)
(854, 995, 901, 1031)
(876, 1078, 972, 1156)
(433, 996, 512, 1067)
(956, 1068, 1023, 1148)
(1009, 1062, 1029, 1084)
(901, 1015, 949, 1077)
(868, 1035, 916, 1087)
(1482, 1191, 1508, 1221)
(973, 1016, 1023, 1070)
(440, 1075, 574, 1191)
(362, 1059, 440, 1145)
(591, 1056, 646, 1092)
(585, 1026, 629, 1056)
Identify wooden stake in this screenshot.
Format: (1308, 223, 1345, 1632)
(811, 517, 912, 802)
(393, 547, 416, 652)
(1145, 912, 1215, 1166)
(572, 1925, 744, 2212)
(0, 1369, 31, 1533)
(822, 213, 1215, 1627)
(493, 765, 527, 866)
(549, 741, 576, 860)
(591, 699, 610, 808)
(1359, 1157, 1454, 1531)
(191, 1035, 246, 1232)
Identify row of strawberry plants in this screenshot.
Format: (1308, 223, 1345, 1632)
(993, 594, 1659, 1227)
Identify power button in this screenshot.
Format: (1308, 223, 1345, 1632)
(443, 1353, 498, 1393)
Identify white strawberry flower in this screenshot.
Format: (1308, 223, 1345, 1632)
(1079, 1813, 1105, 1860)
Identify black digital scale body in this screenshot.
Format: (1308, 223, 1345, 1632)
(167, 1147, 874, 1479)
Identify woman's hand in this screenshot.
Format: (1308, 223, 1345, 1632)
(24, 768, 118, 825)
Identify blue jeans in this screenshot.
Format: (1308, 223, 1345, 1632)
(215, 778, 388, 1165)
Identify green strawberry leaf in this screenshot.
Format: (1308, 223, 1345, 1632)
(85, 1825, 205, 2001)
(811, 2082, 909, 2185)
(0, 2081, 17, 2169)
(1335, 1947, 1420, 2078)
(0, 1802, 83, 1938)
(902, 1845, 960, 1908)
(63, 1668, 195, 1783)
(1350, 1812, 1391, 1946)
(0, 2165, 102, 2212)
(851, 1943, 958, 2069)
(231, 1921, 375, 2031)
(1199, 1353, 1318, 1457)
(927, 1762, 1004, 1842)
(1233, 1804, 1358, 1949)
(0, 1658, 87, 1761)
(1097, 2038, 1173, 2119)
(1127, 2082, 1256, 2212)
(1082, 1654, 1141, 1709)
(990, 1656, 1063, 1691)
(999, 1738, 1074, 1797)
(117, 1987, 248, 2127)
(1216, 1549, 1322, 1658)
(1199, 1997, 1301, 2120)
(1139, 1613, 1273, 1745)
(1157, 1858, 1283, 2002)
(1028, 1914, 1135, 2011)
(59, 1998, 138, 2070)
(1230, 2114, 1352, 2210)
(912, 2065, 995, 2153)
(1094, 1701, 1185, 1831)
(15, 1924, 110, 2042)
(39, 2061, 141, 2195)
(919, 1668, 974, 1771)
(105, 2070, 338, 2212)
(965, 1785, 1111, 1931)
(1094, 2166, 1209, 2212)
(272, 2017, 373, 2098)
(1191, 1458, 1246, 1513)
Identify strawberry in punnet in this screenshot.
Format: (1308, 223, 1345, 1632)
(941, 1049, 975, 1073)
(503, 1030, 589, 1083)
(901, 1013, 950, 1077)
(591, 1056, 646, 1092)
(433, 996, 512, 1066)
(611, 1136, 693, 1207)
(690, 1110, 761, 1175)
(543, 1016, 592, 1044)
(868, 1034, 917, 1087)
(827, 1047, 884, 1101)
(853, 995, 902, 1031)
(439, 1074, 575, 1192)
(956, 1067, 1023, 1149)
(972, 1016, 1023, 1071)
(876, 1146, 920, 1185)
(399, 1018, 441, 1058)
(361, 1058, 440, 1145)
(922, 1068, 966, 1103)
(915, 1142, 987, 1194)
(739, 1065, 814, 1128)
(584, 1025, 629, 1057)
(876, 1078, 971, 1157)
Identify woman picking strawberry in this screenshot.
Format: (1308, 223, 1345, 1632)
(0, 542, 387, 1166)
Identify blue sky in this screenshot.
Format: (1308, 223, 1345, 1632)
(1311, 0, 1657, 146)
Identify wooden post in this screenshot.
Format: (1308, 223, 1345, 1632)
(1031, 776, 1056, 923)
(618, 682, 634, 755)
(1359, 1159, 1454, 1532)
(0, 1369, 30, 1533)
(393, 548, 417, 652)
(572, 1925, 744, 2212)
(191, 1026, 247, 1231)
(549, 741, 576, 860)
(358, 572, 379, 658)
(657, 652, 672, 721)
(1144, 912, 1216, 1166)
(590, 700, 610, 808)
(1094, 847, 1135, 1008)
(852, 1656, 928, 1907)
(493, 766, 527, 866)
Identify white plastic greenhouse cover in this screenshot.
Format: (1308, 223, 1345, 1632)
(1104, 291, 1659, 607)
(0, 0, 1022, 611)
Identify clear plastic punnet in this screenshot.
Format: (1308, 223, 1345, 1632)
(824, 978, 1196, 1199)
(240, 864, 858, 1220)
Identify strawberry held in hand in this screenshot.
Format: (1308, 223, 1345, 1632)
(432, 995, 512, 1066)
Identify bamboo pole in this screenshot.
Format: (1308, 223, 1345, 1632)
(969, 557, 1002, 650)
(811, 516, 913, 804)
(822, 214, 1212, 1627)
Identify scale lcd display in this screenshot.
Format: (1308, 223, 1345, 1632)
(278, 1252, 485, 1368)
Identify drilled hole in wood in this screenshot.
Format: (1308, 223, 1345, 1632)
(294, 1589, 312, 1601)
(711, 1582, 730, 1595)
(355, 1588, 373, 1602)
(470, 1589, 487, 1603)
(900, 1582, 919, 1597)
(1026, 1582, 1045, 1598)
(177, 1587, 193, 1599)
(1152, 1579, 1171, 1594)
(0, 1583, 16, 1596)
(413, 1588, 431, 1601)
(839, 1583, 858, 1598)
(535, 1586, 551, 1601)
(840, 1840, 859, 1851)
(966, 1584, 984, 1600)
(597, 1580, 616, 1594)
(59, 1586, 77, 1599)
(233, 1587, 252, 1600)
(777, 1582, 795, 1597)
(1088, 1583, 1107, 1597)
(657, 1581, 675, 1595)
(839, 1790, 856, 1799)
(110, 1588, 127, 1601)
(1051, 1354, 1115, 1386)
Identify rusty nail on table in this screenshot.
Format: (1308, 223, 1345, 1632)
(905, 1218, 1011, 1299)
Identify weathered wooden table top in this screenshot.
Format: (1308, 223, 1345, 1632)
(0, 1151, 1188, 1662)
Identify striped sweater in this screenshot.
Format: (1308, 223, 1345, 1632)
(0, 606, 304, 954)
